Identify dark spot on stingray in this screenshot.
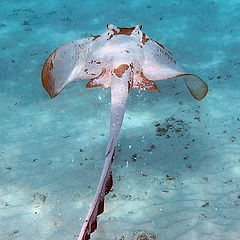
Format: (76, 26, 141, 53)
(114, 64, 129, 78)
(142, 32, 149, 44)
(92, 35, 100, 41)
(80, 149, 83, 152)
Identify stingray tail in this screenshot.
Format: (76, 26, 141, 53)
(105, 67, 131, 156)
(78, 68, 131, 240)
(78, 149, 115, 240)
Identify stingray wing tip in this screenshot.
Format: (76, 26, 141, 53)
(41, 51, 62, 98)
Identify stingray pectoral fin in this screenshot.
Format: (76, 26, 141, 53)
(141, 38, 208, 100)
(182, 74, 208, 101)
(42, 38, 102, 98)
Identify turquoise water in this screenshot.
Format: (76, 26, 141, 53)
(0, 0, 240, 239)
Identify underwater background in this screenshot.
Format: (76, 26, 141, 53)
(0, 0, 240, 239)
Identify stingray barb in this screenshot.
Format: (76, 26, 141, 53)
(42, 24, 208, 240)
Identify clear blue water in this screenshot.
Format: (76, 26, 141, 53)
(0, 1, 240, 240)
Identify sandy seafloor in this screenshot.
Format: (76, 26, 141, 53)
(0, 0, 240, 239)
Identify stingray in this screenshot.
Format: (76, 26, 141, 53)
(41, 24, 208, 240)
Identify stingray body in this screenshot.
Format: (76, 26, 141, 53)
(42, 24, 208, 240)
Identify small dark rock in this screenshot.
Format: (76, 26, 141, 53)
(156, 127, 168, 136)
(63, 135, 71, 138)
(111, 193, 117, 198)
(22, 20, 29, 25)
(201, 202, 209, 208)
(186, 164, 192, 169)
(32, 193, 46, 207)
(131, 154, 137, 162)
(8, 230, 19, 237)
(166, 174, 175, 180)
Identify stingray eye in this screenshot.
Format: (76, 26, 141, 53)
(135, 25, 142, 31)
(107, 24, 116, 30)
